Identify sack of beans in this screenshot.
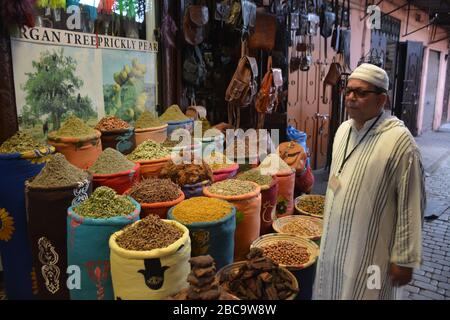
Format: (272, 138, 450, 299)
(126, 178, 185, 219)
(88, 148, 140, 194)
(25, 153, 92, 300)
(236, 169, 279, 235)
(159, 160, 213, 199)
(47, 115, 102, 169)
(95, 116, 136, 155)
(67, 187, 140, 300)
(109, 215, 191, 300)
(167, 197, 236, 269)
(0, 132, 55, 299)
(203, 180, 261, 261)
(259, 154, 295, 218)
(127, 140, 171, 179)
(204, 152, 239, 182)
(134, 111, 168, 145)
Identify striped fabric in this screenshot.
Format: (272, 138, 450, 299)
(313, 113, 426, 300)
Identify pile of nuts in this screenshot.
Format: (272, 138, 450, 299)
(261, 241, 310, 266)
(219, 248, 298, 300)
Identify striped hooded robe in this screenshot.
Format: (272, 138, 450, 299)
(313, 111, 426, 300)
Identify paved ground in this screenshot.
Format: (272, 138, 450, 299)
(312, 124, 450, 300)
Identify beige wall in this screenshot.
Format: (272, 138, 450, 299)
(349, 0, 450, 132)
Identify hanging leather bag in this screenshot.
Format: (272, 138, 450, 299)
(322, 61, 342, 103)
(183, 5, 209, 45)
(248, 7, 277, 51)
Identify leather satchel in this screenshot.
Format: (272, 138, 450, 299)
(278, 141, 307, 173)
(248, 8, 277, 51)
(322, 62, 342, 103)
(183, 5, 209, 45)
(225, 55, 258, 108)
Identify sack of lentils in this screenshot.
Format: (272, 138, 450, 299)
(204, 152, 239, 182)
(167, 197, 236, 269)
(259, 154, 295, 218)
(95, 116, 136, 155)
(25, 153, 92, 300)
(67, 186, 140, 300)
(134, 111, 168, 145)
(159, 105, 194, 136)
(127, 140, 171, 179)
(47, 115, 102, 169)
(126, 178, 184, 219)
(88, 148, 140, 194)
(236, 169, 279, 236)
(0, 131, 55, 299)
(159, 160, 213, 199)
(109, 214, 191, 300)
(203, 179, 261, 262)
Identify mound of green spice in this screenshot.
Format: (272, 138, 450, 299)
(236, 169, 273, 187)
(29, 153, 88, 188)
(73, 186, 135, 219)
(208, 179, 256, 196)
(127, 140, 170, 161)
(135, 111, 164, 129)
(54, 115, 96, 138)
(89, 148, 136, 174)
(0, 131, 47, 154)
(159, 105, 190, 122)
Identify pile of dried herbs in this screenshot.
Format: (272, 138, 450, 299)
(127, 140, 170, 161)
(135, 111, 164, 129)
(0, 131, 47, 154)
(89, 148, 135, 175)
(29, 153, 88, 188)
(236, 169, 273, 187)
(128, 178, 180, 203)
(73, 186, 135, 219)
(159, 105, 190, 122)
(116, 214, 183, 251)
(53, 115, 96, 138)
(208, 179, 256, 197)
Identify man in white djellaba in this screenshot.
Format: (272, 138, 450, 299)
(313, 63, 426, 300)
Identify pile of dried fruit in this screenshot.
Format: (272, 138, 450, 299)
(159, 160, 213, 186)
(219, 248, 298, 300)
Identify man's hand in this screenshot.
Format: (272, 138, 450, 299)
(389, 263, 413, 286)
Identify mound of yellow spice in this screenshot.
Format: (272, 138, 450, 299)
(172, 197, 233, 224)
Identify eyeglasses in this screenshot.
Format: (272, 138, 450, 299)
(344, 88, 381, 98)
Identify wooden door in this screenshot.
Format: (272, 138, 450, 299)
(394, 41, 424, 136)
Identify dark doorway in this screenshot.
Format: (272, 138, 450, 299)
(394, 41, 424, 136)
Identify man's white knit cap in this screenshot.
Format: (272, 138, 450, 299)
(348, 63, 389, 91)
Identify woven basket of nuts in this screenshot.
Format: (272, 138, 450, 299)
(272, 215, 323, 241)
(251, 233, 319, 270)
(294, 194, 325, 218)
